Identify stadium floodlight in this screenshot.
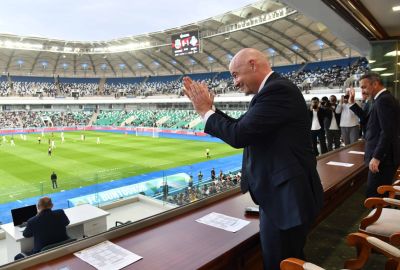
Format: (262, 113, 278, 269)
(370, 67, 387, 71)
(268, 48, 276, 55)
(316, 40, 324, 49)
(62, 63, 68, 69)
(384, 50, 400, 57)
(119, 64, 126, 70)
(292, 44, 299, 51)
(100, 63, 107, 70)
(208, 56, 214, 63)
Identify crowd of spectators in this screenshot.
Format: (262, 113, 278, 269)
(0, 81, 12, 96)
(0, 111, 92, 128)
(165, 170, 241, 206)
(11, 82, 57, 97)
(283, 59, 368, 92)
(0, 58, 368, 98)
(59, 83, 99, 97)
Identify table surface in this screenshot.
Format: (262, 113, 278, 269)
(21, 143, 368, 270)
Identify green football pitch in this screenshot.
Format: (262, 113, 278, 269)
(0, 131, 241, 204)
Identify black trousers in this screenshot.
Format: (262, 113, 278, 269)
(366, 161, 398, 198)
(326, 129, 341, 151)
(259, 207, 310, 270)
(311, 129, 327, 156)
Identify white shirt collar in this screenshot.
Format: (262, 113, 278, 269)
(257, 71, 274, 93)
(374, 88, 386, 100)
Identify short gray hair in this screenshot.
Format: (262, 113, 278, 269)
(359, 72, 384, 85)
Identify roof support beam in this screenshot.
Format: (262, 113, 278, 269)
(140, 50, 173, 74)
(104, 58, 117, 76)
(5, 50, 15, 73)
(30, 51, 42, 74)
(285, 18, 346, 57)
(128, 52, 154, 76)
(52, 54, 61, 75)
(246, 28, 305, 63)
(88, 55, 97, 76)
(202, 49, 228, 70)
(117, 55, 136, 76)
(258, 24, 318, 61)
(230, 35, 293, 64)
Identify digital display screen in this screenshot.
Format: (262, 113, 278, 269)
(171, 31, 200, 56)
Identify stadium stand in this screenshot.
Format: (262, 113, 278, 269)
(0, 58, 368, 98)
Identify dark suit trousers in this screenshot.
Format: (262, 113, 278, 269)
(311, 129, 327, 156)
(366, 162, 398, 198)
(326, 129, 341, 151)
(259, 207, 310, 270)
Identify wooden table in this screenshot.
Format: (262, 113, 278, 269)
(6, 142, 368, 270)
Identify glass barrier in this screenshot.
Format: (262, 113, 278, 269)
(0, 160, 241, 266)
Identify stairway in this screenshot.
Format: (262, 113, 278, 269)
(88, 112, 99, 126)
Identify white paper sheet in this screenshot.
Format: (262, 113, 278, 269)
(74, 240, 142, 270)
(348, 151, 365, 155)
(196, 212, 250, 233)
(326, 161, 354, 167)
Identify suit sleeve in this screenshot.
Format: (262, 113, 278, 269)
(350, 103, 367, 125)
(205, 83, 296, 148)
(374, 97, 396, 160)
(61, 210, 70, 226)
(23, 221, 33, 238)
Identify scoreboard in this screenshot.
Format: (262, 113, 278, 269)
(171, 31, 200, 56)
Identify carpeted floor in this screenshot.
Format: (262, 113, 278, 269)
(305, 183, 388, 269)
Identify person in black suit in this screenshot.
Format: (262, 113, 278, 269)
(309, 97, 328, 155)
(51, 171, 58, 189)
(356, 73, 400, 197)
(183, 48, 324, 270)
(325, 95, 342, 151)
(15, 197, 70, 260)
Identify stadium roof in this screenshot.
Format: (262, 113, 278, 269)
(0, 0, 384, 78)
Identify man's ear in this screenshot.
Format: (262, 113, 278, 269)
(249, 59, 256, 71)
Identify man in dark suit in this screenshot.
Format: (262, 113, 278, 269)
(357, 73, 400, 197)
(309, 97, 328, 155)
(326, 95, 342, 151)
(15, 197, 70, 259)
(183, 48, 324, 270)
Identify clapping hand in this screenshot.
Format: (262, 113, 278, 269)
(183, 77, 214, 117)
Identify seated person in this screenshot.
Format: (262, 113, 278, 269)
(15, 197, 70, 260)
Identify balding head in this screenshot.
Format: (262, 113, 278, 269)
(229, 48, 272, 95)
(37, 196, 53, 212)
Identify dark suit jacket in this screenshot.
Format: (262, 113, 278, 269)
(324, 105, 341, 130)
(205, 72, 324, 230)
(350, 101, 371, 128)
(23, 209, 70, 253)
(309, 108, 328, 131)
(362, 91, 400, 166)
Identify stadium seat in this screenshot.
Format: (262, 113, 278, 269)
(280, 233, 400, 270)
(359, 197, 400, 246)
